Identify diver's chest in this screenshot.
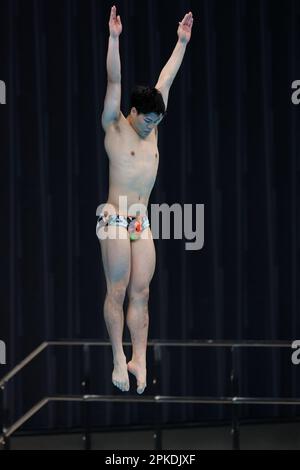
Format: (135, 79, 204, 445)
(120, 144, 159, 177)
(109, 134, 159, 167)
(105, 123, 159, 168)
(125, 139, 159, 163)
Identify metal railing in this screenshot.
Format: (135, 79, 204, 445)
(0, 339, 298, 450)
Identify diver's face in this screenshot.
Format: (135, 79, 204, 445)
(131, 109, 163, 137)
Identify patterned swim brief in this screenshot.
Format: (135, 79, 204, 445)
(96, 213, 150, 241)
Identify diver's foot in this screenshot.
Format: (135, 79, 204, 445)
(127, 360, 147, 394)
(112, 356, 130, 392)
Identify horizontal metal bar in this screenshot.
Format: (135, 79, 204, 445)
(0, 339, 294, 388)
(232, 397, 300, 405)
(2, 394, 300, 442)
(49, 394, 300, 406)
(47, 339, 294, 348)
(49, 395, 233, 404)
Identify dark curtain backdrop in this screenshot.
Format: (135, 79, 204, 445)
(0, 0, 300, 432)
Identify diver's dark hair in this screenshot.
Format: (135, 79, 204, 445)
(130, 85, 166, 116)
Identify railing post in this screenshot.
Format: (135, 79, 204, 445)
(230, 346, 240, 450)
(153, 344, 162, 450)
(82, 345, 91, 450)
(0, 383, 10, 450)
(0, 384, 5, 450)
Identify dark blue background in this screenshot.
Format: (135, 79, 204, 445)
(0, 0, 300, 431)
